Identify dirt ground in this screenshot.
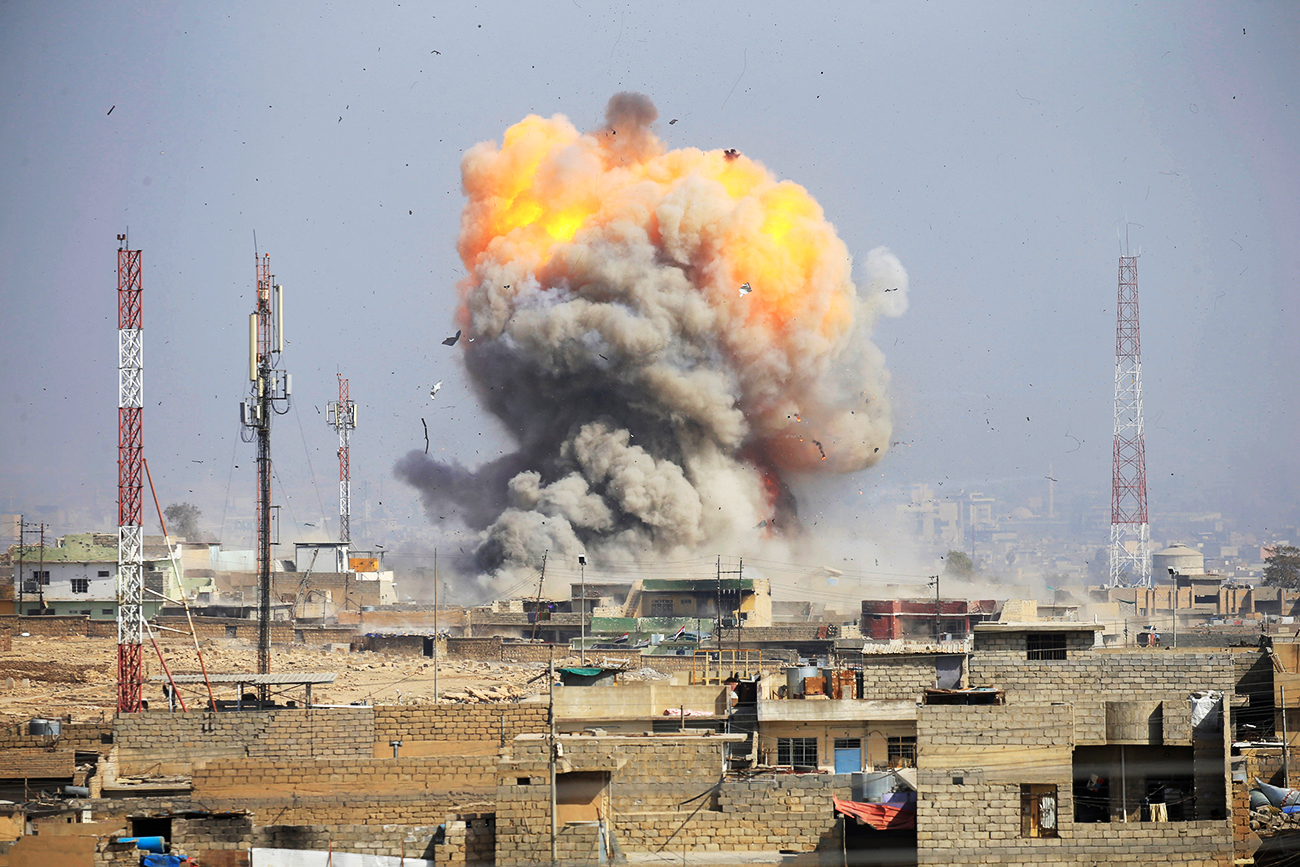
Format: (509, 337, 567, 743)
(0, 633, 664, 725)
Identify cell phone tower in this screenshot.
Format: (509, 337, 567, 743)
(327, 374, 357, 544)
(1108, 251, 1151, 587)
(116, 233, 146, 713)
(239, 253, 290, 697)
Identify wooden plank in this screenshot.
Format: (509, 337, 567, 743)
(919, 745, 1069, 782)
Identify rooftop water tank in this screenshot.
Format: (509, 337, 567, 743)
(1153, 543, 1205, 577)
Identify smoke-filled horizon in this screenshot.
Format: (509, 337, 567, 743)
(397, 93, 908, 590)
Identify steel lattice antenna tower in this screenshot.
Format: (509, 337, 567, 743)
(1108, 252, 1151, 587)
(327, 374, 357, 544)
(116, 233, 146, 713)
(240, 253, 290, 698)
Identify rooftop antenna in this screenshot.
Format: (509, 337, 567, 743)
(116, 232, 146, 713)
(239, 248, 292, 700)
(327, 374, 357, 545)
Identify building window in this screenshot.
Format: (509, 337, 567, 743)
(102, 609, 114, 616)
(23, 571, 50, 593)
(887, 736, 917, 768)
(776, 737, 818, 768)
(1027, 633, 1068, 660)
(650, 598, 673, 617)
(1021, 784, 1058, 837)
(71, 579, 90, 594)
(98, 570, 110, 577)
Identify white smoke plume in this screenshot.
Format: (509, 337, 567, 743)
(396, 93, 907, 591)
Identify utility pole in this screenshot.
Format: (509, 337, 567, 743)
(433, 549, 439, 703)
(715, 555, 723, 650)
(1169, 569, 1178, 648)
(1284, 685, 1291, 787)
(548, 655, 558, 867)
(240, 251, 290, 701)
(15, 517, 23, 614)
(36, 524, 46, 612)
(578, 555, 587, 666)
(530, 551, 549, 642)
(736, 557, 743, 660)
(930, 575, 941, 643)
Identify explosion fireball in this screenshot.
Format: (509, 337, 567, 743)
(397, 93, 908, 588)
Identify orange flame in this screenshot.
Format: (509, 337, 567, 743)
(457, 102, 895, 478)
(459, 114, 853, 347)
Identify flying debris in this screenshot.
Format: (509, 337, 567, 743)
(669, 118, 678, 124)
(443, 329, 462, 346)
(422, 418, 429, 454)
(429, 381, 442, 399)
(738, 282, 752, 297)
(723, 148, 740, 161)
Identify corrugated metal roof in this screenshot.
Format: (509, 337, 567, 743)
(149, 672, 336, 685)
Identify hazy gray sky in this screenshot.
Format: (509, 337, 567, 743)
(2, 1, 1297, 554)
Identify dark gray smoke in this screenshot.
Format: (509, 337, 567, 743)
(396, 94, 908, 592)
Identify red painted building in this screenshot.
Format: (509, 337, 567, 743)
(860, 599, 999, 640)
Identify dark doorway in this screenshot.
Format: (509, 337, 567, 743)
(131, 816, 172, 842)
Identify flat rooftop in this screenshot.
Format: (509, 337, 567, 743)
(974, 622, 1105, 633)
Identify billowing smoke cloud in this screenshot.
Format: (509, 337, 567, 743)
(396, 93, 908, 590)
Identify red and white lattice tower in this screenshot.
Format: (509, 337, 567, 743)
(1108, 254, 1151, 587)
(116, 234, 146, 712)
(327, 374, 356, 544)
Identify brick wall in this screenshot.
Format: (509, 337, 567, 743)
(173, 815, 443, 861)
(3, 747, 75, 777)
(857, 655, 954, 700)
(435, 813, 494, 866)
(495, 735, 850, 866)
(374, 703, 548, 749)
(0, 614, 117, 638)
(969, 649, 1236, 744)
(114, 707, 375, 775)
(362, 634, 428, 655)
(972, 629, 1099, 653)
(155, 616, 294, 644)
(0, 721, 111, 752)
(298, 626, 357, 645)
(915, 771, 1231, 865)
(191, 754, 497, 799)
(446, 637, 504, 659)
(915, 703, 1233, 865)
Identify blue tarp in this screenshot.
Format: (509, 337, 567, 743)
(142, 855, 185, 867)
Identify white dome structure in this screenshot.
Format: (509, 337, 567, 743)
(1152, 543, 1205, 577)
